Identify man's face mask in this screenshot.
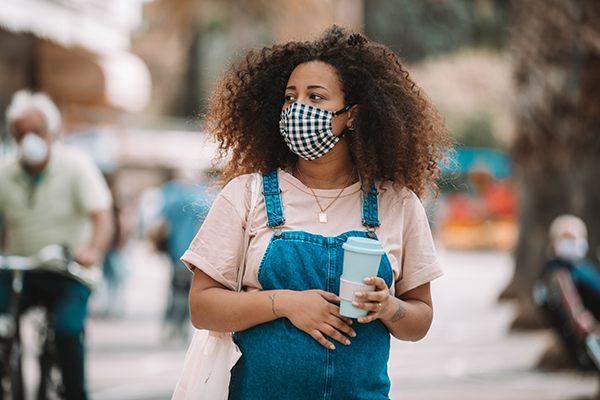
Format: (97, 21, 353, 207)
(279, 103, 351, 161)
(555, 237, 588, 263)
(19, 132, 49, 165)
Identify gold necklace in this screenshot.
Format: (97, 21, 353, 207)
(295, 164, 356, 223)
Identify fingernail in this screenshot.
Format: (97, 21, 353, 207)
(350, 332, 357, 338)
(352, 301, 359, 307)
(364, 277, 372, 283)
(358, 317, 365, 323)
(345, 339, 351, 345)
(355, 292, 363, 298)
(329, 344, 336, 350)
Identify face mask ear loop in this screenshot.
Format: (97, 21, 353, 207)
(333, 105, 352, 117)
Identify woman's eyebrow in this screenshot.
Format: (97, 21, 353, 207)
(285, 85, 330, 92)
(307, 85, 329, 92)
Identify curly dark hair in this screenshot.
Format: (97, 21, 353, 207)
(206, 25, 452, 199)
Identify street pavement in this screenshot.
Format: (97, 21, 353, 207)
(22, 240, 599, 400)
(388, 248, 599, 400)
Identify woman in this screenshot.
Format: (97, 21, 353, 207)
(182, 25, 451, 399)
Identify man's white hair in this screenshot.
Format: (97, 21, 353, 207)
(549, 214, 588, 241)
(5, 89, 61, 136)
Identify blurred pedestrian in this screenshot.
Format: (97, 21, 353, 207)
(181, 25, 451, 399)
(99, 172, 128, 318)
(0, 89, 113, 400)
(535, 214, 600, 370)
(150, 169, 216, 340)
(547, 215, 600, 321)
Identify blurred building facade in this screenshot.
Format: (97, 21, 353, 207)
(0, 0, 152, 138)
(0, 0, 368, 251)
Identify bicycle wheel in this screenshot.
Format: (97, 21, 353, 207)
(37, 333, 64, 400)
(0, 338, 24, 400)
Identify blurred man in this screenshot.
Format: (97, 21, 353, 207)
(0, 90, 113, 400)
(535, 214, 600, 370)
(546, 215, 600, 321)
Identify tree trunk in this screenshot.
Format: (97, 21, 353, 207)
(505, 0, 600, 332)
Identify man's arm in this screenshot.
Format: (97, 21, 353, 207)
(0, 215, 6, 254)
(74, 209, 114, 267)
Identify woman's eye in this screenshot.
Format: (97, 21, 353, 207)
(284, 94, 296, 102)
(310, 94, 324, 100)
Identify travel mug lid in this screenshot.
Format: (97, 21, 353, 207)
(342, 237, 384, 255)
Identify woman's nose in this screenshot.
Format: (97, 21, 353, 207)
(295, 95, 311, 106)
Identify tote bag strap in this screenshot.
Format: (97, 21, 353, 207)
(235, 173, 261, 293)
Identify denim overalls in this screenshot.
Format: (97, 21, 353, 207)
(229, 170, 394, 400)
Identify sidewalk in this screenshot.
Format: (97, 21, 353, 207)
(388, 249, 599, 400)
(80, 242, 599, 400)
(86, 241, 188, 400)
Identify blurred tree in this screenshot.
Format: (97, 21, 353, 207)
(364, 0, 509, 63)
(453, 113, 502, 149)
(471, 0, 510, 49)
(134, 0, 363, 118)
(132, 0, 205, 116)
(502, 0, 600, 337)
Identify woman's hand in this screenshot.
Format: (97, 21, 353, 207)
(278, 289, 356, 350)
(351, 276, 403, 324)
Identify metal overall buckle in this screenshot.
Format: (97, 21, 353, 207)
(366, 226, 376, 239)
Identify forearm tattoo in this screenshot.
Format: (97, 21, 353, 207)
(390, 298, 406, 323)
(269, 291, 279, 318)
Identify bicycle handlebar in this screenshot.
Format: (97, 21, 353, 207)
(0, 245, 102, 290)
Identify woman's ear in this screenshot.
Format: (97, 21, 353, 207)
(346, 105, 359, 130)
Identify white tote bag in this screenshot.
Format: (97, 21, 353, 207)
(172, 173, 262, 400)
(171, 330, 241, 400)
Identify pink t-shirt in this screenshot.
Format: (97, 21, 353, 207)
(182, 170, 442, 297)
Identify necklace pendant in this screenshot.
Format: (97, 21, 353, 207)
(319, 213, 328, 223)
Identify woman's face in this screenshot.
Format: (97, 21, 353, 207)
(283, 61, 353, 136)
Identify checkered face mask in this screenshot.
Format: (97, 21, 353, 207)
(279, 103, 351, 161)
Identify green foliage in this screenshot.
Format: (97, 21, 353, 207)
(364, 0, 510, 63)
(451, 113, 502, 149)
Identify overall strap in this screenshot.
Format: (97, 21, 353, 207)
(361, 180, 380, 239)
(262, 170, 285, 236)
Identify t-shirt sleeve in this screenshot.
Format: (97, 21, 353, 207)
(72, 150, 112, 213)
(395, 194, 443, 296)
(180, 178, 248, 291)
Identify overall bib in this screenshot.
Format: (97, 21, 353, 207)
(229, 170, 394, 400)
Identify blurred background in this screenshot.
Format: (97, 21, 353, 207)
(1, 0, 599, 399)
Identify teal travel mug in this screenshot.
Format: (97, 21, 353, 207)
(339, 237, 385, 318)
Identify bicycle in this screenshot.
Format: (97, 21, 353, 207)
(0, 245, 101, 400)
(533, 267, 600, 372)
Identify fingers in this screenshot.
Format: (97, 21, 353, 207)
(309, 316, 356, 350)
(318, 290, 354, 326)
(354, 277, 388, 303)
(309, 330, 337, 350)
(289, 290, 355, 350)
(322, 296, 356, 344)
(319, 291, 355, 326)
(329, 304, 356, 337)
(352, 276, 390, 323)
(365, 276, 388, 291)
(319, 290, 341, 305)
